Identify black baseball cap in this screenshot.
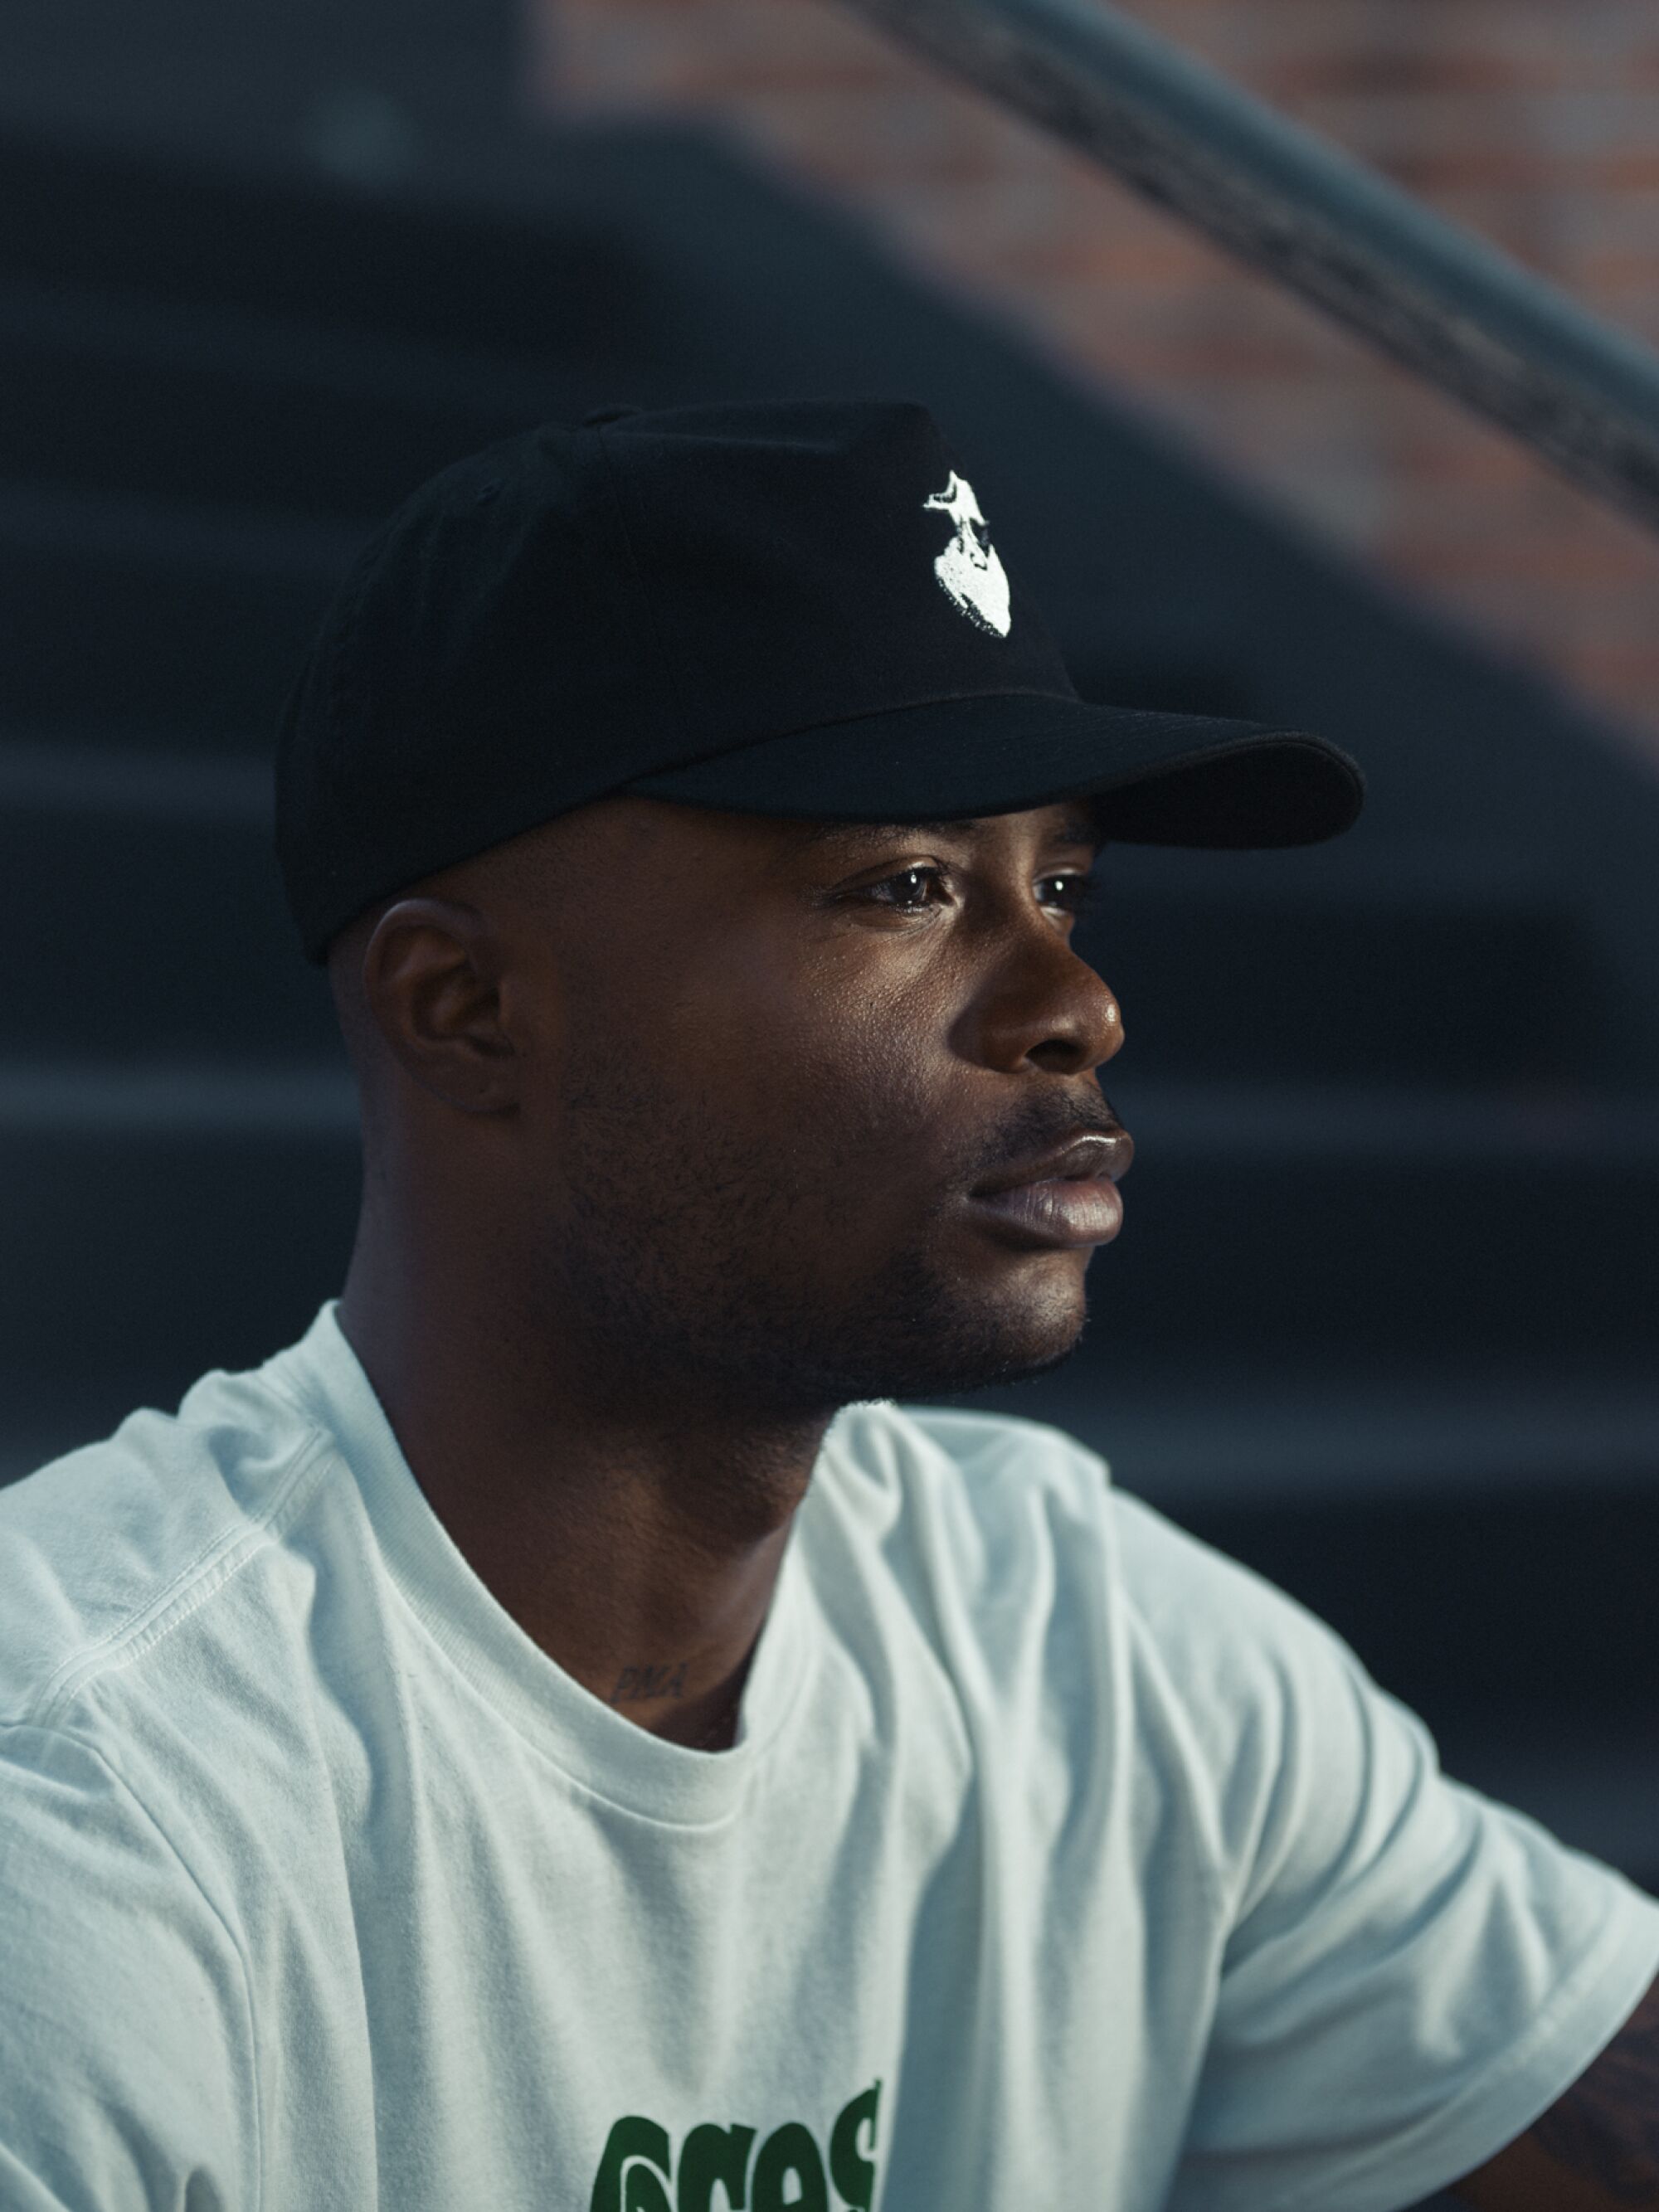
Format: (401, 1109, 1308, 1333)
(275, 396, 1364, 961)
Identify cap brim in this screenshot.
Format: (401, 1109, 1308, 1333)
(624, 691, 1363, 848)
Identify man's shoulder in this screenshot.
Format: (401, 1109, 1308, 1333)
(826, 1396, 1110, 1509)
(0, 1350, 334, 1732)
(830, 1398, 1358, 1690)
(815, 1398, 1117, 1617)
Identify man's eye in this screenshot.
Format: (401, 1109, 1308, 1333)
(856, 868, 1097, 916)
(1039, 873, 1097, 917)
(864, 866, 948, 912)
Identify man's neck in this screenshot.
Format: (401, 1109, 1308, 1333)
(334, 1242, 834, 1751)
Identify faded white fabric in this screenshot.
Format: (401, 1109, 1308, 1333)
(2, 1301, 1655, 2212)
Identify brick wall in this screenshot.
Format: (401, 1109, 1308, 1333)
(533, 0, 1659, 773)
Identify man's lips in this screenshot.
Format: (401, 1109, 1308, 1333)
(965, 1127, 1134, 1251)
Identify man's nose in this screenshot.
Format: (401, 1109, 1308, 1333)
(972, 937, 1124, 1078)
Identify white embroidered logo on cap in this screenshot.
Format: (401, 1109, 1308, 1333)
(923, 471, 1011, 638)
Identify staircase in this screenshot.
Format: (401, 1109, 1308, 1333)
(3, 110, 1658, 1991)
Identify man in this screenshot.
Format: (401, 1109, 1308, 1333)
(1, 399, 1654, 2210)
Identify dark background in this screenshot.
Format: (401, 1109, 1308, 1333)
(2, 7, 1657, 2204)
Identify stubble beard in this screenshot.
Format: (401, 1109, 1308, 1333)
(533, 1102, 1091, 1420)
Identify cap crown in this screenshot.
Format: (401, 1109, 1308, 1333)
(276, 399, 1073, 957)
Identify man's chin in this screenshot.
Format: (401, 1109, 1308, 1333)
(890, 1330, 1085, 1403)
(826, 1284, 1091, 1405)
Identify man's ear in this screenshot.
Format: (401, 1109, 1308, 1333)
(358, 897, 519, 1115)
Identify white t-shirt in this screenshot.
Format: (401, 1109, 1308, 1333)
(2, 1303, 1656, 2212)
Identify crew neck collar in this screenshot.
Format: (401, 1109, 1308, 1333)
(261, 1300, 825, 1829)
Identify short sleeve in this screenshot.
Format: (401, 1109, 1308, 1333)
(0, 1723, 259, 2211)
(1107, 1493, 1659, 2212)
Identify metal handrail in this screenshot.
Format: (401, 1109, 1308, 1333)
(839, 0, 1659, 535)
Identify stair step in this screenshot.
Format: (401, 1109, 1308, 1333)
(996, 1374, 1659, 1511)
(1095, 1140, 1659, 1369)
(0, 134, 649, 362)
(0, 476, 360, 572)
(1082, 892, 1647, 1087)
(0, 277, 575, 522)
(0, 733, 272, 815)
(0, 500, 344, 734)
(0, 1118, 359, 1411)
(0, 792, 335, 1055)
(0, 1062, 353, 1135)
